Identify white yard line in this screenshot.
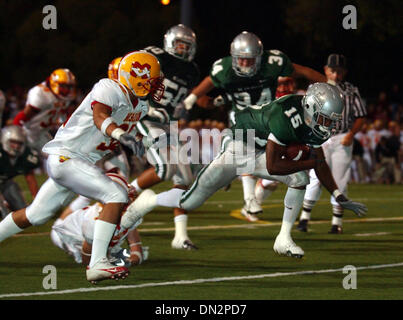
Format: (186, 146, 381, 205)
(13, 216, 403, 237)
(1, 261, 402, 299)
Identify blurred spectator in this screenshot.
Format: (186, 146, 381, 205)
(373, 121, 401, 184)
(354, 122, 373, 183)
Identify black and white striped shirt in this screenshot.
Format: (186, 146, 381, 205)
(334, 81, 367, 134)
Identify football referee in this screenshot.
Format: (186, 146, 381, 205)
(297, 54, 367, 234)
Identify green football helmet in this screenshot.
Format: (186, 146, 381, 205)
(301, 83, 344, 140)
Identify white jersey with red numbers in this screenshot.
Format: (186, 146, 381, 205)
(42, 78, 148, 163)
(51, 203, 141, 262)
(24, 82, 72, 133)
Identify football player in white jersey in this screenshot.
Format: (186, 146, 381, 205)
(13, 69, 77, 156)
(51, 172, 149, 267)
(60, 57, 131, 218)
(0, 51, 164, 283)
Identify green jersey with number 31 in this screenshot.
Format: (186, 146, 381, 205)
(231, 94, 327, 149)
(210, 50, 294, 113)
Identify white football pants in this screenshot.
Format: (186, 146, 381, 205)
(304, 133, 353, 206)
(25, 154, 128, 226)
(180, 138, 309, 211)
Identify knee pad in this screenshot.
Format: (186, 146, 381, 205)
(287, 171, 309, 188)
(103, 184, 129, 204)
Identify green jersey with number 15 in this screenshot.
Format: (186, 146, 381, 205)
(210, 50, 294, 113)
(231, 94, 327, 149)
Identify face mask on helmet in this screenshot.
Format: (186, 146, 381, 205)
(118, 51, 165, 102)
(230, 31, 263, 77)
(164, 24, 197, 62)
(302, 83, 343, 140)
(49, 69, 77, 101)
(108, 57, 122, 80)
(1, 126, 26, 157)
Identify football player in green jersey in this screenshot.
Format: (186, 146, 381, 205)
(175, 31, 327, 223)
(0, 125, 40, 219)
(123, 83, 367, 259)
(129, 24, 201, 250)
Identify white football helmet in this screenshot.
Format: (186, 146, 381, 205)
(302, 83, 344, 140)
(1, 125, 26, 157)
(230, 31, 263, 77)
(164, 24, 197, 61)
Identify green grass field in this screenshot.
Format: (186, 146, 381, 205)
(1, 176, 403, 301)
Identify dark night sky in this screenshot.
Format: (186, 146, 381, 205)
(0, 0, 402, 101)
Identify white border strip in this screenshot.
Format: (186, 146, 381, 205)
(1, 262, 402, 299)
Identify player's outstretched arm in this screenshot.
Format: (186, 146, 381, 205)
(81, 240, 92, 265)
(13, 105, 40, 126)
(313, 147, 367, 217)
(24, 171, 39, 198)
(292, 63, 327, 83)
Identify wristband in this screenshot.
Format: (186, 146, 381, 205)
(81, 250, 91, 257)
(332, 189, 342, 199)
(184, 93, 197, 110)
(111, 128, 125, 140)
(130, 251, 143, 265)
(100, 117, 114, 136)
(130, 242, 142, 247)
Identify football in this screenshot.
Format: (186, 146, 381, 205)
(284, 143, 311, 161)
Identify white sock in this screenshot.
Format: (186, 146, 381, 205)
(174, 214, 188, 240)
(332, 205, 344, 226)
(130, 179, 143, 193)
(300, 199, 316, 221)
(156, 188, 185, 208)
(279, 188, 305, 237)
(89, 220, 116, 268)
(0, 213, 23, 242)
(242, 175, 256, 201)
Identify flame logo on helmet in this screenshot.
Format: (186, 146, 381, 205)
(130, 61, 151, 79)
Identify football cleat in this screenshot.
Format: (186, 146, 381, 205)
(328, 225, 343, 234)
(241, 197, 262, 222)
(120, 189, 156, 229)
(171, 238, 198, 250)
(273, 235, 304, 258)
(86, 257, 129, 284)
(297, 219, 309, 232)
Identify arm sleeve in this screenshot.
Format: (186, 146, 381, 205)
(26, 86, 48, 110)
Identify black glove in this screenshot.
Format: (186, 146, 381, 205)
(335, 193, 368, 217)
(143, 133, 176, 149)
(119, 133, 145, 157)
(173, 102, 188, 119)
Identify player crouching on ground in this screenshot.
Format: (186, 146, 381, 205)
(51, 172, 149, 271)
(121, 83, 367, 259)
